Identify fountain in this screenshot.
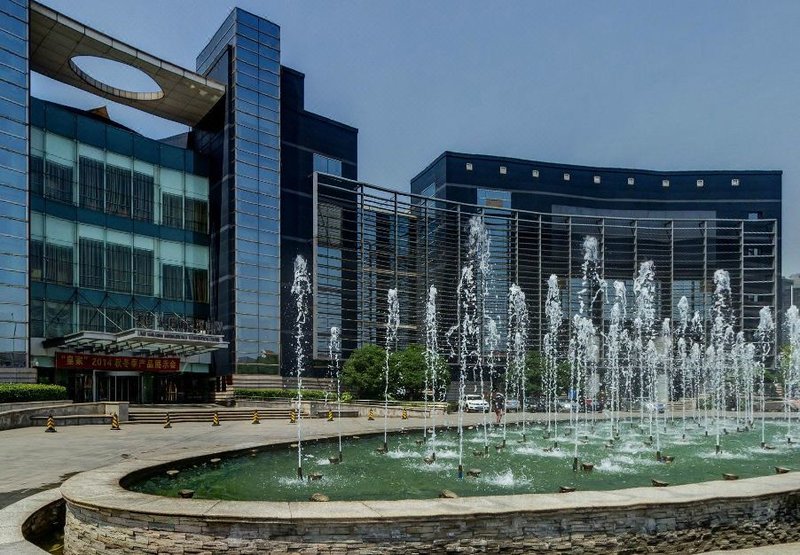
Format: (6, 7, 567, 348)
(92, 234, 800, 554)
(425, 285, 440, 460)
(507, 284, 529, 442)
(291, 255, 311, 480)
(329, 326, 342, 461)
(383, 289, 400, 452)
(543, 274, 562, 443)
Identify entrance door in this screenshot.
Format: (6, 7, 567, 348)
(97, 372, 141, 403)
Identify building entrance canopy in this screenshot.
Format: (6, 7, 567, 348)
(44, 328, 228, 358)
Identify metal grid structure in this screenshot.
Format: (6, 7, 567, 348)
(313, 173, 778, 368)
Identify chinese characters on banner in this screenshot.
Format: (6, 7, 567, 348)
(55, 353, 180, 372)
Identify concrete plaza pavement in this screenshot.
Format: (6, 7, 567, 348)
(0, 409, 788, 509)
(0, 410, 526, 509)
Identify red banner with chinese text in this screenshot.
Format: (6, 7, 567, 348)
(55, 352, 180, 373)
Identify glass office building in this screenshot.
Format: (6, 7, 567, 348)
(0, 3, 782, 396)
(314, 150, 781, 372)
(0, 1, 357, 399)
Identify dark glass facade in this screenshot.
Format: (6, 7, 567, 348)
(195, 9, 283, 376)
(0, 0, 28, 370)
(411, 152, 782, 353)
(316, 162, 780, 373)
(0, 1, 358, 394)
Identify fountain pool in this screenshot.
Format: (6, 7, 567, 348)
(128, 420, 796, 502)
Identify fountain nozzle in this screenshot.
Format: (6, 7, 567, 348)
(715, 444, 721, 455)
(458, 464, 463, 480)
(297, 467, 303, 480)
(572, 457, 578, 472)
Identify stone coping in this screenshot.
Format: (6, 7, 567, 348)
(0, 488, 60, 555)
(60, 429, 800, 524)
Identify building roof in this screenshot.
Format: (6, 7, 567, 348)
(29, 1, 226, 126)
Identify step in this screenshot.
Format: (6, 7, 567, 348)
(313, 410, 360, 418)
(30, 414, 112, 426)
(128, 408, 296, 423)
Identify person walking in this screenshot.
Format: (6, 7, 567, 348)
(493, 389, 505, 424)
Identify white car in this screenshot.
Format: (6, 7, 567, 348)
(463, 394, 490, 412)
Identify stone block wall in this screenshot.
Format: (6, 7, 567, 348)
(64, 490, 800, 554)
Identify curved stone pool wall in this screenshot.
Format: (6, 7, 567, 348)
(59, 439, 800, 555)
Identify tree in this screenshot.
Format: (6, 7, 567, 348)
(389, 344, 450, 401)
(341, 344, 450, 401)
(341, 344, 386, 399)
(525, 351, 571, 397)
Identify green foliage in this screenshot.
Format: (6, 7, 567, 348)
(342, 344, 450, 401)
(389, 344, 450, 401)
(342, 344, 387, 400)
(0, 384, 68, 403)
(524, 351, 571, 397)
(235, 388, 352, 402)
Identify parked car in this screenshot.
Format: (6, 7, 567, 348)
(644, 401, 666, 414)
(505, 398, 521, 412)
(583, 398, 604, 412)
(464, 394, 490, 412)
(557, 398, 577, 412)
(525, 397, 547, 412)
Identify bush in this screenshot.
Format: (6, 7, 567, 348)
(234, 388, 352, 402)
(0, 384, 68, 403)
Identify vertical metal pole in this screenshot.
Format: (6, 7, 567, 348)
(359, 184, 365, 346)
(456, 204, 462, 374)
(311, 172, 319, 360)
(537, 215, 543, 350)
(703, 221, 708, 339)
(670, 220, 675, 321)
(567, 217, 573, 339)
(739, 220, 745, 333)
(394, 193, 399, 293)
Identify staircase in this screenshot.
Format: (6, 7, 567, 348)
(128, 407, 294, 424)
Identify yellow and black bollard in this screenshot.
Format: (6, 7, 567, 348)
(327, 409, 334, 422)
(110, 413, 121, 431)
(251, 410, 260, 424)
(401, 408, 408, 420)
(45, 414, 57, 433)
(163, 412, 172, 429)
(367, 408, 375, 421)
(212, 411, 221, 427)
(289, 408, 297, 424)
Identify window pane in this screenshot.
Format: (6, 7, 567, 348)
(45, 159, 73, 203)
(185, 198, 208, 233)
(106, 165, 132, 217)
(79, 156, 104, 211)
(133, 248, 154, 296)
(162, 264, 183, 300)
(106, 307, 131, 331)
(30, 155, 43, 196)
(46, 301, 73, 338)
(79, 305, 104, 332)
(45, 243, 73, 285)
(30, 239, 43, 282)
(162, 193, 183, 228)
(133, 171, 154, 222)
(79, 238, 104, 289)
(106, 243, 131, 293)
(185, 267, 209, 303)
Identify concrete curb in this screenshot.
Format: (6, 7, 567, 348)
(0, 488, 61, 555)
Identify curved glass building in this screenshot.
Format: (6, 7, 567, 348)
(313, 151, 780, 368)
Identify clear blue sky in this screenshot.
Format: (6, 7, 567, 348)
(34, 0, 800, 274)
